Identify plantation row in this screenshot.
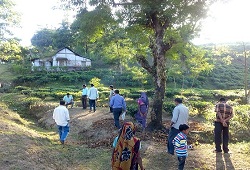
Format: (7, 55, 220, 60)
(12, 69, 151, 88)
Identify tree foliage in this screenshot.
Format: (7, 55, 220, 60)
(31, 29, 55, 48)
(0, 39, 22, 62)
(0, 0, 20, 40)
(31, 21, 73, 57)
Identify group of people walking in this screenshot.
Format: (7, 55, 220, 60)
(61, 83, 99, 112)
(52, 84, 234, 170)
(81, 84, 99, 112)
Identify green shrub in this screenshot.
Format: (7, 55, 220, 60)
(89, 77, 103, 87)
(163, 101, 176, 114)
(127, 103, 138, 117)
(188, 101, 214, 116)
(15, 86, 31, 91)
(165, 89, 181, 98)
(22, 97, 42, 106)
(21, 89, 33, 95)
(127, 93, 140, 100)
(97, 91, 109, 100)
(231, 105, 250, 132)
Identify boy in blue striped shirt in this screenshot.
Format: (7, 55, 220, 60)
(173, 124, 191, 170)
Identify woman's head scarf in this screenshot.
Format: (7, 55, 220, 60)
(112, 122, 140, 170)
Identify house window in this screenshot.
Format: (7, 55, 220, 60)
(39, 61, 44, 66)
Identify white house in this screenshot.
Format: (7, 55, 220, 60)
(32, 47, 91, 70)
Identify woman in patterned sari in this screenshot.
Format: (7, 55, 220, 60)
(111, 122, 145, 170)
(135, 92, 149, 131)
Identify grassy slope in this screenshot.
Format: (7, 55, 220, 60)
(0, 103, 111, 170)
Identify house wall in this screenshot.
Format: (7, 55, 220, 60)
(45, 61, 52, 69)
(86, 59, 91, 66)
(33, 60, 40, 66)
(52, 48, 91, 67)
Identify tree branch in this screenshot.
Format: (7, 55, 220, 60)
(136, 55, 154, 75)
(111, 0, 138, 6)
(162, 19, 170, 29)
(150, 11, 159, 30)
(163, 42, 173, 51)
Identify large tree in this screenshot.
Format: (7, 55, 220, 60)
(31, 22, 73, 56)
(0, 0, 20, 41)
(62, 0, 216, 129)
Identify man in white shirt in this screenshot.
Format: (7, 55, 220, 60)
(87, 84, 99, 112)
(53, 100, 70, 144)
(63, 93, 74, 108)
(167, 98, 189, 155)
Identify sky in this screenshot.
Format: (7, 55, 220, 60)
(193, 0, 250, 44)
(12, 0, 250, 46)
(13, 0, 76, 46)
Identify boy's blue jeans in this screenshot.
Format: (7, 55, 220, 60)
(57, 124, 70, 142)
(178, 156, 186, 170)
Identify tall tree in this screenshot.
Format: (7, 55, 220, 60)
(31, 29, 55, 49)
(70, 6, 115, 56)
(62, 0, 216, 129)
(0, 0, 20, 41)
(53, 21, 74, 49)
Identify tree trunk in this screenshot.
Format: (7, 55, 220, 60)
(182, 75, 185, 89)
(191, 76, 196, 89)
(149, 59, 166, 129)
(148, 25, 167, 129)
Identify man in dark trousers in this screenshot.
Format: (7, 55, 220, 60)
(214, 98, 233, 153)
(167, 98, 189, 155)
(87, 84, 99, 112)
(110, 89, 126, 129)
(81, 84, 88, 109)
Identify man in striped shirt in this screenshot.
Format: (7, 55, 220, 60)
(173, 124, 190, 170)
